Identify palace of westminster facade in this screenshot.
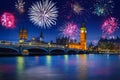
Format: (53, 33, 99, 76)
(19, 22, 87, 50)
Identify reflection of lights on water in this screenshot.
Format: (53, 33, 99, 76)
(76, 54, 80, 64)
(79, 54, 87, 80)
(17, 57, 24, 80)
(17, 57, 24, 72)
(76, 54, 79, 59)
(107, 55, 109, 59)
(80, 54, 87, 59)
(21, 67, 61, 80)
(88, 54, 94, 56)
(88, 54, 94, 58)
(46, 55, 51, 67)
(64, 55, 68, 64)
(64, 55, 69, 71)
(35, 56, 39, 64)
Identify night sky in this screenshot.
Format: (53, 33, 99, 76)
(0, 0, 120, 45)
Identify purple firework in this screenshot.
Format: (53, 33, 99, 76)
(60, 22, 79, 40)
(102, 17, 119, 37)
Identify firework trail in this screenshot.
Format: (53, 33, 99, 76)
(29, 0, 58, 28)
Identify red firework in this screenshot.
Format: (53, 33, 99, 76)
(0, 12, 15, 28)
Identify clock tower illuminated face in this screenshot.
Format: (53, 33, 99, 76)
(80, 22, 87, 50)
(81, 30, 87, 33)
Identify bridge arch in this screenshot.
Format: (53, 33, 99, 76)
(50, 48, 66, 55)
(0, 47, 19, 54)
(66, 49, 79, 54)
(23, 47, 48, 55)
(67, 50, 77, 54)
(78, 50, 85, 54)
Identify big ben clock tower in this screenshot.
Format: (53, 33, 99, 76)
(80, 22, 87, 50)
(68, 22, 87, 50)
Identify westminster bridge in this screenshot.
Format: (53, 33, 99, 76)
(0, 43, 86, 55)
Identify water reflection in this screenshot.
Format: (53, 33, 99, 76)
(46, 55, 51, 67)
(64, 55, 68, 64)
(22, 66, 63, 80)
(16, 57, 24, 80)
(64, 55, 69, 71)
(107, 54, 110, 59)
(76, 54, 80, 64)
(0, 54, 120, 80)
(78, 54, 87, 80)
(35, 56, 39, 64)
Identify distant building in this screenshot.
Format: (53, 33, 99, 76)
(28, 30, 48, 45)
(19, 27, 28, 43)
(98, 37, 120, 51)
(40, 31, 44, 43)
(56, 37, 69, 45)
(87, 42, 94, 51)
(68, 22, 87, 50)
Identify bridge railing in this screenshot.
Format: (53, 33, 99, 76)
(0, 43, 66, 49)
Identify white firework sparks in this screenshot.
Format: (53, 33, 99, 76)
(29, 0, 58, 28)
(15, 0, 25, 13)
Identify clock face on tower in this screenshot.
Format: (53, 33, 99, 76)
(81, 30, 87, 33)
(81, 30, 84, 33)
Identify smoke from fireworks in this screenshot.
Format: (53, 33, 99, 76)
(60, 22, 79, 40)
(102, 17, 119, 37)
(0, 12, 15, 28)
(29, 0, 58, 28)
(15, 0, 25, 13)
(93, 0, 114, 16)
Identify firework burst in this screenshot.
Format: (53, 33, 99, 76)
(60, 0, 90, 22)
(29, 0, 58, 28)
(60, 22, 79, 40)
(0, 12, 15, 28)
(93, 0, 114, 16)
(71, 2, 84, 14)
(15, 0, 25, 13)
(102, 17, 119, 37)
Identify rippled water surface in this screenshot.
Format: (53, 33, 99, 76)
(0, 54, 120, 80)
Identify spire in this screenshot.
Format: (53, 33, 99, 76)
(40, 30, 44, 39)
(80, 22, 86, 31)
(81, 22, 86, 28)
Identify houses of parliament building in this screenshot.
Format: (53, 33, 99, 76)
(18, 22, 87, 50)
(56, 22, 87, 50)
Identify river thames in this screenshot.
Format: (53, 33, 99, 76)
(0, 54, 120, 80)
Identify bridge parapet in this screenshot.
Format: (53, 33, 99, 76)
(0, 44, 86, 54)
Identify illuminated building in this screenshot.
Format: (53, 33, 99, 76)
(28, 31, 47, 45)
(98, 36, 120, 51)
(19, 27, 28, 43)
(68, 22, 87, 50)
